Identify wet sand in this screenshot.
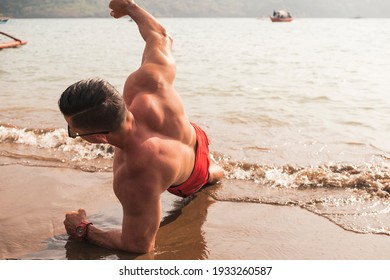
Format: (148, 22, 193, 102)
(1, 165, 389, 260)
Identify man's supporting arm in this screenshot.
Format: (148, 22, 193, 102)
(64, 185, 162, 254)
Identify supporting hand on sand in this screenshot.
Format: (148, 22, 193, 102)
(64, 208, 92, 241)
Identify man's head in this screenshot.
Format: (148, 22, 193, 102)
(58, 78, 127, 139)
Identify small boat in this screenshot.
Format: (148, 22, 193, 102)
(0, 31, 27, 50)
(0, 18, 10, 24)
(270, 10, 293, 22)
(270, 16, 293, 22)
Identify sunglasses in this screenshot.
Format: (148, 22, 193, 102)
(67, 125, 110, 139)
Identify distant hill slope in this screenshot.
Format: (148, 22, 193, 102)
(1, 0, 390, 18)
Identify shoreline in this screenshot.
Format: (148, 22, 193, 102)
(1, 164, 389, 260)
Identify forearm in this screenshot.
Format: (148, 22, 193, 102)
(110, 0, 173, 67)
(86, 225, 151, 254)
(86, 225, 123, 250)
(124, 2, 168, 44)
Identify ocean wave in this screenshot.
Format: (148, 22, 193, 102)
(1, 124, 389, 198)
(216, 154, 390, 198)
(210, 153, 390, 236)
(0, 124, 114, 171)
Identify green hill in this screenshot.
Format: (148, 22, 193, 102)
(2, 0, 261, 18)
(1, 0, 390, 18)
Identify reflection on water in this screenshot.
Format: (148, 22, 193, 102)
(18, 189, 217, 260)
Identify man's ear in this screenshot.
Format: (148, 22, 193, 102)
(95, 134, 109, 144)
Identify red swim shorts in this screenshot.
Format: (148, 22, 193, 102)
(168, 122, 210, 198)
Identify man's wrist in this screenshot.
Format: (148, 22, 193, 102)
(75, 220, 93, 241)
(126, 1, 137, 11)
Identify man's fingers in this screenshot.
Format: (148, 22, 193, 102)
(65, 210, 76, 217)
(64, 210, 84, 219)
(110, 11, 122, 19)
(110, 11, 118, 18)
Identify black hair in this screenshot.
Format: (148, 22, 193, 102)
(58, 78, 127, 132)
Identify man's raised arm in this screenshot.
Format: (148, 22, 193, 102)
(109, 0, 173, 67)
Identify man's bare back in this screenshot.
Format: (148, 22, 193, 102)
(59, 0, 223, 254)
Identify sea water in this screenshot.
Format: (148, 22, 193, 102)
(1, 18, 389, 237)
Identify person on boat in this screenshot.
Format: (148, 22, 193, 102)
(58, 0, 224, 254)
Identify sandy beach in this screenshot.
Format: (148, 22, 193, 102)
(1, 164, 389, 260)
